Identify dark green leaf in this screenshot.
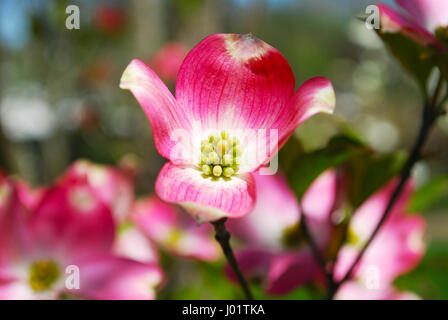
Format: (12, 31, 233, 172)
(286, 135, 368, 200)
(409, 176, 448, 212)
(395, 242, 448, 299)
(347, 151, 406, 208)
(377, 32, 436, 93)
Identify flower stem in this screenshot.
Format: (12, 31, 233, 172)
(328, 96, 439, 299)
(212, 218, 254, 300)
(299, 204, 336, 293)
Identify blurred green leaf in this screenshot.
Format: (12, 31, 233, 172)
(409, 176, 448, 213)
(159, 260, 241, 300)
(286, 135, 368, 200)
(395, 242, 448, 299)
(376, 32, 436, 93)
(347, 151, 407, 208)
(279, 138, 304, 173)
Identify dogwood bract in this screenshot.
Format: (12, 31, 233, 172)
(120, 33, 335, 222)
(378, 0, 448, 51)
(226, 171, 425, 299)
(0, 171, 163, 300)
(226, 170, 337, 295)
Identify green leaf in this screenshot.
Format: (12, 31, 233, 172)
(377, 32, 436, 93)
(347, 151, 407, 208)
(279, 137, 305, 173)
(409, 176, 448, 213)
(286, 135, 368, 200)
(395, 242, 448, 299)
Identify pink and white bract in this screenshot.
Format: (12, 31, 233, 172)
(121, 33, 335, 223)
(378, 0, 448, 51)
(0, 171, 163, 300)
(334, 281, 420, 300)
(58, 159, 135, 223)
(133, 196, 220, 261)
(227, 171, 425, 299)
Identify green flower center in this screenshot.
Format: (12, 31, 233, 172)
(346, 227, 359, 246)
(167, 229, 183, 246)
(199, 130, 242, 178)
(29, 260, 60, 292)
(281, 223, 306, 248)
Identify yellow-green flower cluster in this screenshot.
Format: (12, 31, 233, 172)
(200, 130, 242, 178)
(29, 260, 60, 292)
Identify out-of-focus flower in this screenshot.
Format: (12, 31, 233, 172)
(58, 160, 134, 223)
(149, 42, 189, 83)
(0, 172, 163, 300)
(57, 159, 219, 263)
(94, 5, 126, 35)
(334, 180, 426, 299)
(226, 170, 337, 295)
(133, 196, 220, 261)
(335, 281, 420, 300)
(226, 171, 425, 299)
(377, 1, 448, 51)
(15, 180, 47, 212)
(120, 33, 335, 223)
(113, 225, 159, 264)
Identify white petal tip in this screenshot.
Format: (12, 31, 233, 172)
(119, 59, 145, 90)
(313, 82, 336, 115)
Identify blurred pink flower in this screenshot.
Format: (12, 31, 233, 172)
(226, 170, 337, 295)
(377, 1, 448, 51)
(226, 171, 425, 299)
(94, 5, 127, 35)
(58, 160, 134, 223)
(58, 160, 220, 263)
(113, 225, 160, 264)
(15, 180, 47, 212)
(0, 172, 163, 300)
(133, 196, 220, 261)
(120, 33, 335, 223)
(334, 179, 426, 299)
(149, 43, 188, 83)
(335, 281, 420, 300)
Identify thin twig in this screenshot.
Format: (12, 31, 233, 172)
(328, 99, 438, 298)
(298, 204, 336, 294)
(212, 218, 254, 300)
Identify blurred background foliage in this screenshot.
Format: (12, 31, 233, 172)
(0, 0, 448, 299)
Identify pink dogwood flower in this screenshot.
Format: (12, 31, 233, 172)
(0, 172, 163, 300)
(226, 170, 425, 299)
(226, 170, 337, 295)
(133, 196, 220, 261)
(113, 225, 160, 264)
(335, 281, 420, 300)
(334, 180, 426, 299)
(377, 0, 448, 51)
(58, 159, 135, 223)
(120, 33, 335, 223)
(15, 180, 47, 212)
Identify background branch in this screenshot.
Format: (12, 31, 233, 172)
(328, 92, 440, 298)
(299, 204, 336, 295)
